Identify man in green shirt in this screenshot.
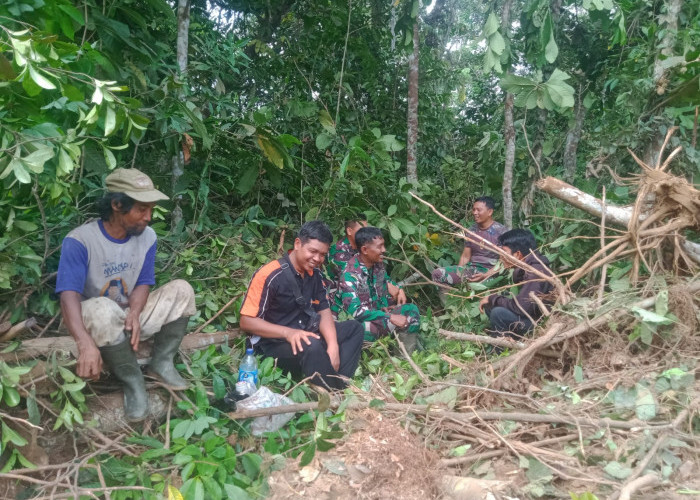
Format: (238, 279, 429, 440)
(333, 227, 420, 352)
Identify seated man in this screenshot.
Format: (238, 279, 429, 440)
(56, 168, 196, 422)
(334, 227, 420, 352)
(239, 221, 363, 390)
(432, 196, 506, 286)
(327, 213, 402, 304)
(479, 229, 555, 340)
(328, 213, 368, 282)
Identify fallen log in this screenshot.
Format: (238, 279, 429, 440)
(227, 397, 673, 431)
(438, 330, 526, 350)
(537, 175, 700, 265)
(0, 329, 242, 363)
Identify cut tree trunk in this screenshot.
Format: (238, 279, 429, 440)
(0, 330, 241, 363)
(536, 175, 700, 264)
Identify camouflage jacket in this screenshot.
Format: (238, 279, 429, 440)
(328, 237, 357, 282)
(333, 255, 398, 325)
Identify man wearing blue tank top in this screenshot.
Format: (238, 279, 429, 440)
(56, 168, 196, 422)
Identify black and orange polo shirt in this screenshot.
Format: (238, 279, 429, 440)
(240, 254, 329, 342)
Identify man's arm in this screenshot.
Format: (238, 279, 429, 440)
(458, 246, 472, 267)
(239, 315, 320, 356)
(60, 291, 102, 379)
(126, 284, 149, 350)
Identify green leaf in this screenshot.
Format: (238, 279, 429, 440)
(22, 147, 54, 172)
(318, 109, 336, 136)
(654, 290, 668, 317)
(387, 222, 401, 241)
(256, 134, 285, 169)
(27, 389, 40, 425)
(28, 66, 56, 90)
(1, 422, 27, 446)
(57, 4, 85, 25)
(635, 385, 656, 421)
(13, 160, 31, 183)
(237, 164, 258, 195)
(103, 147, 117, 170)
(299, 442, 316, 467)
(544, 32, 558, 63)
(104, 106, 116, 136)
(387, 204, 397, 217)
(631, 307, 672, 325)
(574, 365, 584, 383)
(315, 132, 334, 151)
(483, 12, 499, 37)
(604, 461, 633, 480)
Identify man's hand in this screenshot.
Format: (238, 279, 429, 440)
(395, 288, 407, 306)
(326, 342, 340, 372)
(285, 329, 321, 355)
(76, 342, 103, 380)
(390, 314, 409, 329)
(479, 296, 490, 313)
(468, 272, 485, 282)
(124, 310, 141, 351)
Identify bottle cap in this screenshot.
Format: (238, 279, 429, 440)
(245, 348, 254, 354)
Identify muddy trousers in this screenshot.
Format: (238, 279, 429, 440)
(80, 279, 196, 347)
(255, 320, 363, 390)
(486, 306, 532, 340)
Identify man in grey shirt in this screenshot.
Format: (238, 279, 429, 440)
(56, 168, 196, 421)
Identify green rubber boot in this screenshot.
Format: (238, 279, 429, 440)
(99, 339, 149, 422)
(147, 317, 189, 390)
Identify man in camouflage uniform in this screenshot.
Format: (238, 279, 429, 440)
(432, 196, 506, 286)
(333, 227, 420, 352)
(328, 213, 367, 282)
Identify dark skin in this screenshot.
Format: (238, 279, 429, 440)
(239, 238, 342, 371)
(358, 236, 409, 329)
(60, 200, 156, 380)
(459, 201, 497, 282)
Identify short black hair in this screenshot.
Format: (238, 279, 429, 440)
(96, 193, 136, 221)
(298, 220, 333, 245)
(355, 226, 384, 250)
(474, 196, 496, 210)
(344, 213, 367, 230)
(498, 229, 537, 255)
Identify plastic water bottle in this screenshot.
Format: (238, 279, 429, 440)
(238, 348, 259, 387)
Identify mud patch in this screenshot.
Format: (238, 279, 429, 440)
(267, 408, 442, 500)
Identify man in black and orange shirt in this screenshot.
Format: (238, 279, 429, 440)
(239, 220, 363, 389)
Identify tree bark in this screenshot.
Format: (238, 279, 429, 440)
(171, 0, 191, 231)
(406, 18, 419, 184)
(652, 0, 682, 91)
(503, 92, 515, 228)
(501, 0, 515, 228)
(562, 91, 586, 183)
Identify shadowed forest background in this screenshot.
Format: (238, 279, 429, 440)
(0, 0, 698, 498)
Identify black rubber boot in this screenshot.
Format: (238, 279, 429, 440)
(99, 339, 149, 422)
(147, 317, 189, 390)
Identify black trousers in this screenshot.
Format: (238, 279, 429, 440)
(255, 320, 363, 390)
(486, 306, 533, 340)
